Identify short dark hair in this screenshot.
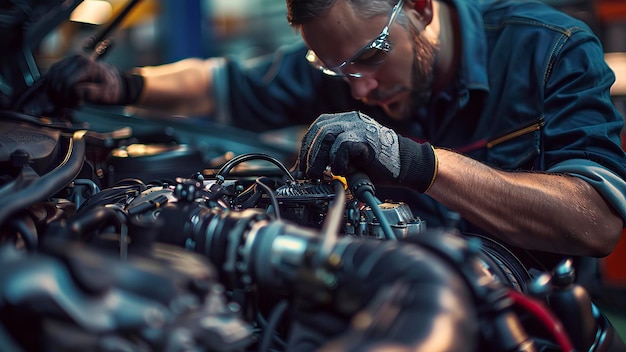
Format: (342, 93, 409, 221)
(286, 0, 398, 28)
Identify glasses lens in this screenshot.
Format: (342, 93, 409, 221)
(349, 47, 388, 72)
(305, 50, 342, 76)
(305, 48, 388, 78)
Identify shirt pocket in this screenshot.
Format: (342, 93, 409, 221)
(486, 120, 544, 170)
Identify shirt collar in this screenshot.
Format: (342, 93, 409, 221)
(445, 0, 489, 92)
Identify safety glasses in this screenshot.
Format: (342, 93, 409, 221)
(305, 0, 404, 78)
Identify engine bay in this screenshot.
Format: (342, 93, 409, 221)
(1, 1, 625, 351)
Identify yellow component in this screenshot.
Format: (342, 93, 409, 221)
(328, 253, 342, 267)
(108, 0, 160, 28)
(331, 174, 348, 190)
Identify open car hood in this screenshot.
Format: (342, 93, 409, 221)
(0, 0, 83, 109)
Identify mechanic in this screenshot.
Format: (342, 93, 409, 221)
(25, 0, 626, 272)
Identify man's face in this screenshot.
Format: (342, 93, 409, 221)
(301, 0, 439, 121)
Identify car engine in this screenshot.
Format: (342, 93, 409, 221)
(1, 1, 625, 351)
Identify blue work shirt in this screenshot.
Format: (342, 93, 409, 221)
(212, 0, 626, 272)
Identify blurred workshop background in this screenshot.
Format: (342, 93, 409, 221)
(34, 0, 626, 118)
(33, 0, 626, 74)
(34, 0, 626, 121)
(36, 0, 301, 69)
(33, 0, 626, 339)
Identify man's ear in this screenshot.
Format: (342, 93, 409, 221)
(407, 0, 433, 30)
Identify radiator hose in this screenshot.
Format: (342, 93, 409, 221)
(286, 232, 485, 352)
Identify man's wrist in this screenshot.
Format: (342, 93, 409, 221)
(398, 137, 437, 192)
(120, 71, 145, 105)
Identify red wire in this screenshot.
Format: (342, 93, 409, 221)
(507, 289, 575, 352)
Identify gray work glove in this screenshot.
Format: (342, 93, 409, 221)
(297, 111, 438, 192)
(23, 54, 144, 116)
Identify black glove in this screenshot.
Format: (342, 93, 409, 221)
(297, 111, 438, 192)
(23, 54, 144, 115)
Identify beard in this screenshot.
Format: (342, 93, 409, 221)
(361, 21, 440, 121)
(371, 23, 440, 121)
(407, 24, 439, 117)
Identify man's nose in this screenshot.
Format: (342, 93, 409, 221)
(347, 75, 379, 100)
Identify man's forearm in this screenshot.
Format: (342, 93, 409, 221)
(133, 58, 219, 117)
(426, 148, 623, 256)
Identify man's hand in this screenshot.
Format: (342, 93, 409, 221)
(22, 54, 143, 115)
(297, 111, 438, 192)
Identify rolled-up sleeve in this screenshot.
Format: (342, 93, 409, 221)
(542, 27, 626, 222)
(548, 159, 626, 220)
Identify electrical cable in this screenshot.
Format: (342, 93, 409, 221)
(255, 178, 281, 220)
(347, 172, 396, 240)
(360, 190, 397, 240)
(77, 186, 140, 214)
(216, 153, 295, 183)
(507, 289, 574, 352)
(258, 300, 289, 352)
(252, 296, 286, 349)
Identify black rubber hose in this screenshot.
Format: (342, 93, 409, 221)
(347, 172, 396, 240)
(0, 130, 86, 226)
(68, 206, 124, 241)
(216, 153, 295, 182)
(288, 238, 478, 351)
(8, 217, 38, 251)
(258, 299, 289, 352)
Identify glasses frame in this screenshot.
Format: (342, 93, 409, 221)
(305, 0, 405, 78)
